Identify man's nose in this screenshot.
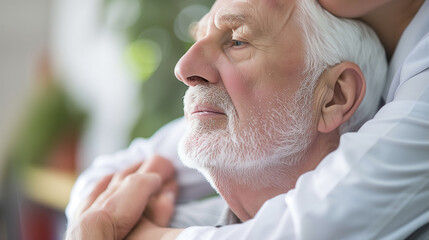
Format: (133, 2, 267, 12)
(174, 39, 220, 87)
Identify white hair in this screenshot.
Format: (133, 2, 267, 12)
(296, 0, 387, 133)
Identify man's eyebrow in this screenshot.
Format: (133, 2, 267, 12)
(215, 12, 248, 29)
(189, 12, 258, 41)
(215, 11, 263, 37)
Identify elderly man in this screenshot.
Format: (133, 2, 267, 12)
(174, 0, 386, 221)
(66, 0, 388, 239)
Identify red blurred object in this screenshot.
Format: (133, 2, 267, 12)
(20, 200, 60, 240)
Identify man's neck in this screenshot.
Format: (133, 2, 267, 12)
(360, 0, 424, 61)
(214, 166, 298, 221)
(214, 131, 340, 221)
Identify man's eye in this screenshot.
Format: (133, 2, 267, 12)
(231, 39, 247, 47)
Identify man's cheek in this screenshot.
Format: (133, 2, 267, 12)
(218, 63, 258, 111)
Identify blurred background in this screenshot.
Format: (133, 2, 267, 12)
(0, 0, 214, 239)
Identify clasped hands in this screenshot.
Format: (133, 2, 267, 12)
(66, 155, 183, 240)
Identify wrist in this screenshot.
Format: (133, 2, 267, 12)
(162, 228, 184, 240)
(125, 218, 184, 240)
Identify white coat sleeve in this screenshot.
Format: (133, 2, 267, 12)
(66, 117, 215, 223)
(176, 35, 429, 240)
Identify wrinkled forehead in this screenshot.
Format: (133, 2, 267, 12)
(212, 0, 294, 12)
(196, 0, 298, 35)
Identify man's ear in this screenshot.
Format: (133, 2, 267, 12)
(317, 62, 366, 133)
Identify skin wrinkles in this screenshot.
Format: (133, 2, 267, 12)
(214, 5, 263, 44)
(219, 1, 303, 90)
(190, 0, 297, 50)
(176, 0, 308, 137)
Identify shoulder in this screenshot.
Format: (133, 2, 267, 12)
(400, 33, 429, 81)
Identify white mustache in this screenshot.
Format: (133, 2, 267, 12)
(183, 85, 237, 118)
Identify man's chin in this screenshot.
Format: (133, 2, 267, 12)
(178, 135, 210, 170)
(185, 117, 229, 134)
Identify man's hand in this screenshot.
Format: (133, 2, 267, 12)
(66, 155, 177, 240)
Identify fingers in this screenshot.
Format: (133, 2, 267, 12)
(94, 172, 163, 240)
(109, 173, 162, 216)
(137, 155, 176, 183)
(145, 179, 178, 227)
(87, 155, 176, 217)
(90, 174, 115, 202)
(76, 173, 114, 218)
(84, 155, 175, 213)
(110, 161, 144, 185)
(74, 155, 176, 239)
(91, 161, 145, 207)
(104, 155, 175, 204)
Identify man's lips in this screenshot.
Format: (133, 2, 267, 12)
(189, 104, 226, 116)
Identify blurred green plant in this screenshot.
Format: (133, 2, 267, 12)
(125, 38, 162, 82)
(8, 84, 87, 172)
(103, 0, 214, 139)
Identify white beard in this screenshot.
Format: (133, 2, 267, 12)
(178, 83, 314, 191)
